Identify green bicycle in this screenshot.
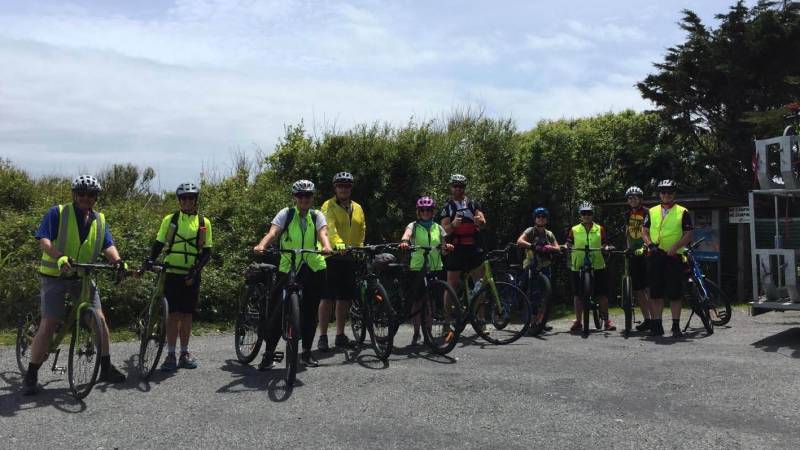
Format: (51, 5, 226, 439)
(136, 261, 171, 380)
(454, 254, 531, 345)
(16, 262, 122, 399)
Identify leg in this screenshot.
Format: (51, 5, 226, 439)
(335, 300, 351, 336)
(635, 289, 651, 320)
(573, 295, 582, 322)
(30, 317, 61, 365)
(178, 312, 192, 349)
(318, 299, 333, 336)
(94, 309, 112, 356)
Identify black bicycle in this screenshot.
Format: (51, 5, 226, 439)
(234, 258, 277, 365)
(561, 244, 613, 337)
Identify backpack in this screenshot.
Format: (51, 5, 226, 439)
(279, 207, 320, 247)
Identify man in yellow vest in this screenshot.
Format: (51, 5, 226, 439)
(27, 175, 127, 395)
(564, 201, 616, 333)
(143, 182, 213, 371)
(642, 179, 694, 338)
(253, 180, 333, 369)
(317, 172, 366, 351)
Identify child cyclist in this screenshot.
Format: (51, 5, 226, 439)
(516, 206, 560, 333)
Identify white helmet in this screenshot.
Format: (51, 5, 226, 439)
(291, 179, 315, 194)
(625, 186, 644, 197)
(577, 201, 594, 213)
(657, 179, 676, 190)
(449, 174, 467, 186)
(176, 182, 199, 197)
(332, 172, 354, 184)
(71, 175, 102, 193)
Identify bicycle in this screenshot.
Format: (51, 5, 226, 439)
(619, 250, 636, 337)
(384, 244, 462, 355)
(560, 244, 612, 337)
(453, 252, 530, 345)
(681, 237, 732, 333)
(234, 258, 277, 364)
(514, 246, 555, 337)
(16, 262, 123, 399)
(136, 261, 171, 379)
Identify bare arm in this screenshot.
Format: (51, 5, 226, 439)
(516, 231, 532, 249)
(103, 245, 122, 263)
(254, 224, 282, 252)
(38, 238, 62, 260)
(317, 225, 333, 253)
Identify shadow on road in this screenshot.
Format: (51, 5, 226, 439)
(215, 359, 297, 402)
(91, 352, 174, 395)
(751, 327, 800, 358)
(0, 371, 87, 416)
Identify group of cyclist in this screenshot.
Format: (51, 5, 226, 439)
(24, 170, 692, 395)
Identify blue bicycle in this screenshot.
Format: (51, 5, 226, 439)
(681, 237, 732, 334)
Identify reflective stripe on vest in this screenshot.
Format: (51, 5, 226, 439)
(39, 204, 105, 276)
(410, 223, 443, 271)
(649, 204, 688, 254)
(279, 207, 326, 273)
(570, 223, 605, 271)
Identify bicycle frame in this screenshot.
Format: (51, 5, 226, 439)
(460, 259, 502, 313)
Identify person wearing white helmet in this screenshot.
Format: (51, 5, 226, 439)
(144, 182, 213, 371)
(253, 180, 333, 369)
(564, 201, 616, 333)
(642, 179, 693, 338)
(318, 171, 366, 351)
(440, 174, 487, 294)
(623, 186, 653, 332)
(26, 175, 127, 395)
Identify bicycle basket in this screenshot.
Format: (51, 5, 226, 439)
(372, 253, 397, 273)
(245, 263, 276, 285)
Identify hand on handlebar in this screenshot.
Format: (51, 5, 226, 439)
(57, 255, 73, 273)
(398, 241, 410, 250)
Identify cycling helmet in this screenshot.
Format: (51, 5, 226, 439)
(577, 201, 594, 213)
(657, 179, 676, 190)
(416, 196, 435, 209)
(449, 174, 467, 186)
(333, 171, 354, 184)
(71, 175, 102, 193)
(291, 179, 315, 194)
(176, 182, 199, 197)
(625, 186, 643, 198)
(533, 207, 549, 218)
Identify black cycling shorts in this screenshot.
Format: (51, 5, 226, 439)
(324, 258, 358, 301)
(570, 268, 609, 297)
(444, 245, 485, 273)
(647, 253, 686, 300)
(164, 272, 200, 315)
(629, 254, 647, 291)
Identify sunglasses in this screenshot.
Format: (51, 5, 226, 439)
(451, 184, 465, 189)
(534, 214, 548, 219)
(294, 192, 313, 199)
(418, 207, 434, 212)
(75, 191, 98, 199)
(178, 195, 198, 201)
(659, 190, 676, 195)
(580, 211, 593, 216)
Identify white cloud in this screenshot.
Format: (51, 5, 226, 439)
(525, 33, 594, 51)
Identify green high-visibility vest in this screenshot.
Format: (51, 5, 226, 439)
(279, 207, 326, 273)
(570, 223, 605, 271)
(410, 222, 443, 271)
(39, 203, 105, 276)
(648, 204, 688, 254)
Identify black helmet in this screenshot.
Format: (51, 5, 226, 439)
(657, 179, 676, 191)
(333, 172, 354, 184)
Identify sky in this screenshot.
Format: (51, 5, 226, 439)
(0, 0, 751, 189)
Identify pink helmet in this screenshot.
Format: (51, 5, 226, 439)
(416, 196, 435, 209)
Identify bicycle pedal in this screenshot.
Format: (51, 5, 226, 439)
(273, 351, 285, 362)
(53, 366, 67, 374)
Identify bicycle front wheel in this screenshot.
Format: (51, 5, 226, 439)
(68, 307, 102, 399)
(704, 279, 732, 326)
(529, 273, 551, 337)
(689, 284, 714, 335)
(235, 283, 265, 364)
(365, 281, 396, 360)
(622, 276, 633, 336)
(285, 292, 301, 387)
(16, 310, 40, 375)
(138, 297, 168, 379)
(421, 279, 461, 354)
(473, 281, 531, 345)
(581, 272, 592, 336)
(349, 297, 367, 345)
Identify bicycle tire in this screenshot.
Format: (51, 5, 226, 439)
(349, 297, 367, 345)
(704, 279, 732, 326)
(68, 307, 102, 399)
(285, 292, 301, 387)
(235, 284, 265, 364)
(454, 281, 471, 335)
(689, 283, 714, 335)
(138, 297, 168, 379)
(16, 310, 40, 375)
(581, 271, 591, 336)
(473, 281, 530, 345)
(622, 276, 633, 336)
(529, 272, 551, 336)
(365, 281, 396, 360)
(421, 279, 461, 355)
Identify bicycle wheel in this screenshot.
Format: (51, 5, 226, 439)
(592, 307, 602, 330)
(16, 310, 40, 375)
(473, 281, 531, 345)
(235, 283, 265, 364)
(454, 281, 470, 335)
(68, 307, 102, 399)
(421, 279, 461, 354)
(704, 279, 732, 326)
(529, 273, 551, 336)
(622, 276, 633, 336)
(688, 283, 714, 335)
(581, 272, 592, 336)
(349, 297, 367, 345)
(285, 292, 301, 387)
(138, 297, 168, 379)
(365, 281, 396, 360)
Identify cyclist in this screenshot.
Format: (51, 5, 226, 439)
(143, 182, 213, 372)
(398, 196, 453, 346)
(440, 174, 487, 294)
(318, 172, 365, 352)
(516, 206, 560, 333)
(623, 186, 653, 332)
(27, 175, 127, 395)
(253, 180, 333, 369)
(642, 179, 693, 338)
(564, 201, 616, 332)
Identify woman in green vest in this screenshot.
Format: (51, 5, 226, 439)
(398, 196, 453, 346)
(144, 182, 213, 371)
(641, 179, 694, 338)
(253, 180, 333, 369)
(564, 201, 616, 333)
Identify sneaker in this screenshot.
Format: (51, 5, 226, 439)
(317, 335, 330, 352)
(99, 364, 126, 383)
(649, 322, 665, 337)
(570, 320, 582, 332)
(22, 373, 40, 396)
(334, 334, 355, 349)
(671, 325, 684, 338)
(160, 354, 178, 372)
(258, 352, 274, 371)
(300, 351, 319, 367)
(179, 352, 198, 369)
(603, 320, 617, 331)
(635, 320, 650, 332)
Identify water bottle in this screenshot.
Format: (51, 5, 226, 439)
(471, 280, 483, 297)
